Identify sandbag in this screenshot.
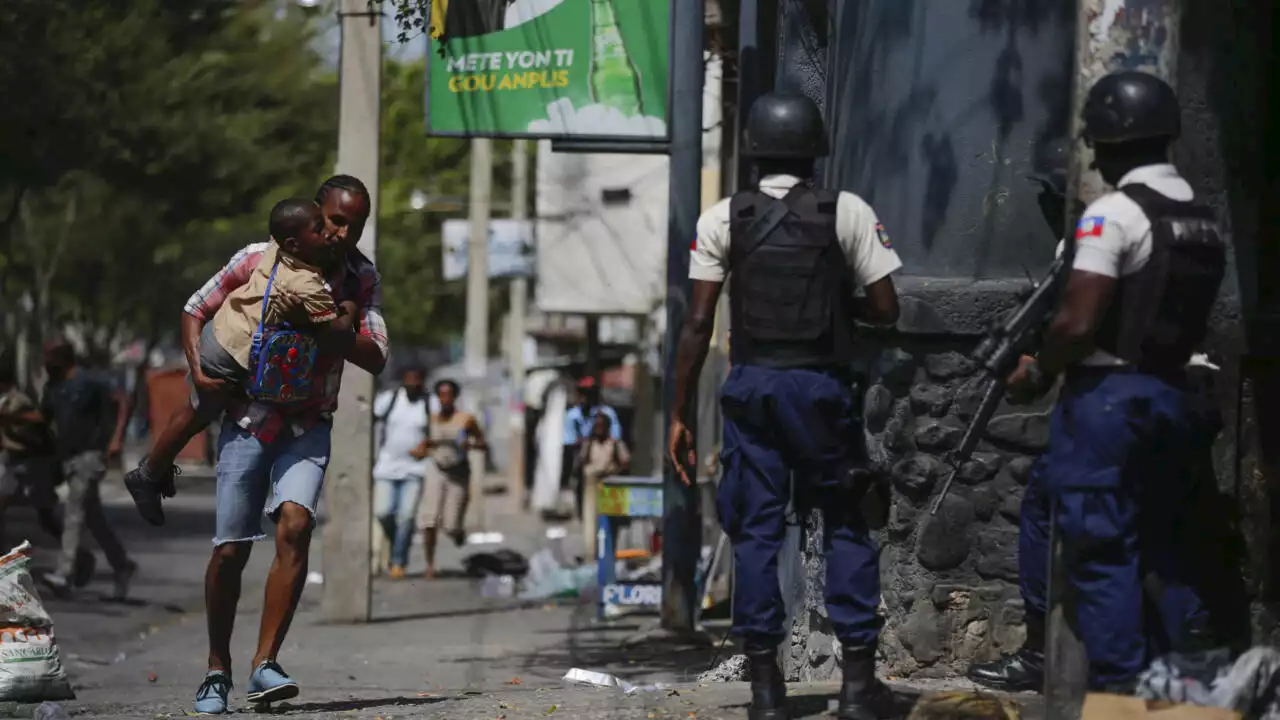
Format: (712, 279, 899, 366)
(0, 542, 73, 701)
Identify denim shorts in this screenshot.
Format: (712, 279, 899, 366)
(213, 418, 331, 546)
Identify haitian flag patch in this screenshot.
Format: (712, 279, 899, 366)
(875, 223, 892, 248)
(1076, 216, 1106, 240)
(689, 235, 697, 251)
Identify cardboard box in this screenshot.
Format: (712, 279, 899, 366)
(1081, 694, 1242, 720)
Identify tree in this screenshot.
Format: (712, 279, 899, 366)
(0, 0, 336, 379)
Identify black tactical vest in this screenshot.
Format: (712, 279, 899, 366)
(727, 187, 856, 368)
(1094, 184, 1226, 373)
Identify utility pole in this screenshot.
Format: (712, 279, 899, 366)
(1044, 0, 1182, 715)
(322, 0, 380, 623)
(661, 0, 706, 633)
(464, 138, 493, 531)
(508, 139, 529, 508)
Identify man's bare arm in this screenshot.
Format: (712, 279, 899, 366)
(667, 279, 724, 485)
(671, 280, 724, 421)
(853, 276, 900, 327)
(1036, 270, 1116, 376)
(180, 313, 205, 378)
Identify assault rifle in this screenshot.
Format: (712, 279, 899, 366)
(927, 255, 1067, 515)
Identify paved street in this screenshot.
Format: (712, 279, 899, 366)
(0, 472, 1042, 719)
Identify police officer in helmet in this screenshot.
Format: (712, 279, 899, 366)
(669, 92, 903, 720)
(969, 70, 1225, 692)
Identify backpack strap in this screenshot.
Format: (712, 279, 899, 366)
(257, 261, 283, 334)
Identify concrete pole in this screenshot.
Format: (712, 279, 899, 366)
(464, 138, 493, 531)
(508, 139, 530, 509)
(322, 0, 381, 624)
(1045, 0, 1182, 715)
(661, 0, 705, 633)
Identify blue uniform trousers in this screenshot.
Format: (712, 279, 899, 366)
(715, 365, 883, 650)
(1019, 367, 1208, 686)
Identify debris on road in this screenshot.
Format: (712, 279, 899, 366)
(1138, 646, 1280, 717)
(0, 543, 74, 702)
(464, 549, 529, 578)
(562, 668, 669, 695)
(697, 654, 748, 683)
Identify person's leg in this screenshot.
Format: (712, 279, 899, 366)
(47, 452, 96, 594)
(969, 456, 1051, 690)
(206, 542, 254, 672)
(126, 377, 228, 526)
(772, 369, 897, 719)
(1048, 372, 1155, 690)
(372, 477, 396, 556)
(197, 421, 272, 713)
(251, 502, 312, 668)
(247, 421, 330, 701)
(391, 477, 422, 570)
(418, 465, 446, 578)
(77, 457, 136, 598)
(441, 472, 469, 547)
(716, 366, 792, 719)
(1137, 381, 1210, 655)
(145, 395, 224, 475)
(582, 471, 600, 561)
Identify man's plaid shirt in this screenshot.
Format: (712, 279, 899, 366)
(184, 242, 389, 443)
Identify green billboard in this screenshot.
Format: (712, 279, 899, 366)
(426, 0, 671, 140)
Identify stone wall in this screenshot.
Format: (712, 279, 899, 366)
(784, 329, 1055, 681)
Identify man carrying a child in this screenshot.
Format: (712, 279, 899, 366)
(125, 175, 388, 714)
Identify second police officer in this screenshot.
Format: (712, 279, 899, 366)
(969, 70, 1226, 692)
(668, 92, 904, 720)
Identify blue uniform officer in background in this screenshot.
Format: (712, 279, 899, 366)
(669, 93, 903, 720)
(971, 71, 1226, 692)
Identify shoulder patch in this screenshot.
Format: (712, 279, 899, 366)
(690, 235, 697, 252)
(875, 223, 892, 249)
(1076, 216, 1106, 239)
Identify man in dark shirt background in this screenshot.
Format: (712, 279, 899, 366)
(39, 337, 136, 599)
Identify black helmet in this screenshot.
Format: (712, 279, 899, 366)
(742, 93, 829, 159)
(1081, 71, 1180, 144)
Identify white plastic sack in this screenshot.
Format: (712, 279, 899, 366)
(0, 542, 73, 701)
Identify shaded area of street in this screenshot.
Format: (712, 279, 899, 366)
(1, 474, 1043, 719)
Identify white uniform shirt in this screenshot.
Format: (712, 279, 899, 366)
(1058, 163, 1195, 367)
(372, 388, 433, 481)
(690, 175, 903, 288)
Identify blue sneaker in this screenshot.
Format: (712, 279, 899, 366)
(194, 670, 232, 714)
(246, 660, 299, 705)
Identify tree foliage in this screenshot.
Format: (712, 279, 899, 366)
(0, 0, 337, 371)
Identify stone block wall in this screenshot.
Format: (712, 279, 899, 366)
(785, 332, 1057, 681)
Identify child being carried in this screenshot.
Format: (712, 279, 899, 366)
(124, 198, 357, 526)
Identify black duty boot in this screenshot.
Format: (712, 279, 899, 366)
(745, 647, 789, 720)
(966, 612, 1045, 693)
(966, 648, 1045, 692)
(836, 645, 900, 720)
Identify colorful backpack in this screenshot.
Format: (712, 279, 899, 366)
(246, 262, 320, 405)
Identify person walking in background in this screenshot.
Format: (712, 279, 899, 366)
(414, 380, 485, 579)
(0, 359, 97, 586)
(372, 366, 431, 579)
(578, 412, 630, 561)
(37, 338, 137, 600)
(562, 377, 621, 520)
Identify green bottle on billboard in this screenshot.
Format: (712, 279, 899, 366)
(589, 0, 644, 116)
